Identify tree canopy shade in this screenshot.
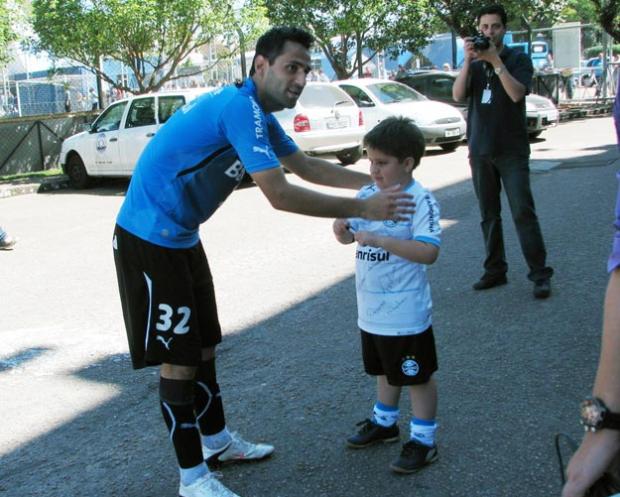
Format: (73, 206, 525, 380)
(264, 0, 435, 79)
(591, 0, 620, 43)
(31, 0, 267, 93)
(429, 0, 567, 37)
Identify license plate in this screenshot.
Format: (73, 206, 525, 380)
(327, 119, 348, 129)
(445, 128, 460, 137)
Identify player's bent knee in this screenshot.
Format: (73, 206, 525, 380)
(159, 377, 195, 405)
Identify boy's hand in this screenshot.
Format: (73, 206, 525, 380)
(333, 218, 349, 236)
(362, 184, 415, 221)
(354, 231, 380, 247)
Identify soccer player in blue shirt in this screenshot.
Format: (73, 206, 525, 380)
(333, 117, 441, 474)
(113, 27, 414, 497)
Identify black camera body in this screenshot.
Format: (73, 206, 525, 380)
(472, 33, 491, 51)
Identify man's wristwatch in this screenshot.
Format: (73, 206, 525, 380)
(494, 65, 505, 76)
(580, 396, 620, 432)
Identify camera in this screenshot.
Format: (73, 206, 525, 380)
(471, 33, 491, 51)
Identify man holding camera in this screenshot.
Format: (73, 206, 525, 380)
(452, 3, 553, 298)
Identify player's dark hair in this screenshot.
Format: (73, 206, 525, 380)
(364, 116, 425, 168)
(476, 4, 508, 27)
(249, 27, 314, 76)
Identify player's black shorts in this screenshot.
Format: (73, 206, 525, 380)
(360, 326, 438, 386)
(113, 225, 222, 369)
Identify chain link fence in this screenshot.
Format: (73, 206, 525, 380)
(0, 111, 97, 176)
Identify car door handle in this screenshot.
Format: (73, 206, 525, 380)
(109, 137, 118, 142)
(146, 132, 155, 137)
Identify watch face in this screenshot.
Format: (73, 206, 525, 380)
(581, 397, 605, 431)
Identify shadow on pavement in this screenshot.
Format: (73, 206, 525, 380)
(1, 143, 617, 497)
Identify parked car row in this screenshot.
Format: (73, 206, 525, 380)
(60, 72, 559, 189)
(395, 70, 559, 138)
(336, 78, 466, 152)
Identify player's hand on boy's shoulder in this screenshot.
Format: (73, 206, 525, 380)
(363, 184, 415, 221)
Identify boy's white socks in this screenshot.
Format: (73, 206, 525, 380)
(410, 417, 438, 447)
(373, 402, 400, 427)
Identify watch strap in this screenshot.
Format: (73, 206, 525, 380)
(604, 410, 620, 430)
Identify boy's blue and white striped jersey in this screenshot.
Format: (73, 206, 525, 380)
(348, 180, 441, 336)
(116, 78, 298, 249)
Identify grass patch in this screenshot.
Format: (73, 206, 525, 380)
(0, 169, 64, 183)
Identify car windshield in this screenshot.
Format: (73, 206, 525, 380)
(299, 85, 355, 108)
(367, 82, 426, 104)
(92, 101, 128, 132)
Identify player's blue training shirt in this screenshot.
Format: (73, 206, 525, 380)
(348, 180, 441, 336)
(116, 78, 298, 248)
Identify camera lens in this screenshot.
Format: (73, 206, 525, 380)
(473, 34, 490, 50)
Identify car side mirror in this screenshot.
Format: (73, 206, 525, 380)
(358, 100, 375, 108)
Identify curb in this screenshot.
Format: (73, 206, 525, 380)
(0, 176, 71, 199)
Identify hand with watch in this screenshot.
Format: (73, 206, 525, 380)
(580, 396, 620, 432)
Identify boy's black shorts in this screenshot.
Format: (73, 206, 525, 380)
(360, 326, 438, 386)
(113, 225, 222, 369)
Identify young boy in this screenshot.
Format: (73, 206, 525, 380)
(333, 116, 441, 474)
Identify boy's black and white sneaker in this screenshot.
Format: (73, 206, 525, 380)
(346, 419, 399, 448)
(390, 439, 438, 474)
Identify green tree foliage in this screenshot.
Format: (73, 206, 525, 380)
(0, 0, 18, 65)
(429, 0, 567, 37)
(591, 0, 620, 43)
(561, 0, 598, 24)
(264, 0, 435, 79)
(31, 0, 267, 93)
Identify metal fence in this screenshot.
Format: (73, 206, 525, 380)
(512, 22, 618, 105)
(0, 111, 97, 176)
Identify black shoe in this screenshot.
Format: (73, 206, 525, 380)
(346, 419, 399, 448)
(472, 274, 507, 290)
(390, 440, 438, 474)
(533, 278, 551, 299)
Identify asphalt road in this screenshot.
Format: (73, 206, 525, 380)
(0, 117, 618, 497)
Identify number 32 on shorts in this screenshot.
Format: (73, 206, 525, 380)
(156, 304, 191, 335)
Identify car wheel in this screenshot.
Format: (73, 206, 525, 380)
(336, 145, 363, 165)
(440, 142, 459, 152)
(65, 154, 93, 189)
(529, 131, 543, 139)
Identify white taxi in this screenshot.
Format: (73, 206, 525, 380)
(60, 88, 212, 188)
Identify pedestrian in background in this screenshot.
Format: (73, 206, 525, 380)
(113, 27, 414, 497)
(89, 88, 98, 110)
(452, 3, 553, 298)
(64, 88, 71, 113)
(333, 117, 441, 475)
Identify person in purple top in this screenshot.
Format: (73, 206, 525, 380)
(561, 80, 620, 497)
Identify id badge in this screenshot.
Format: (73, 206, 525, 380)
(481, 87, 492, 104)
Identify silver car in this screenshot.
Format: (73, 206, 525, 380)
(273, 82, 366, 165)
(337, 78, 466, 152)
(526, 93, 559, 138)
